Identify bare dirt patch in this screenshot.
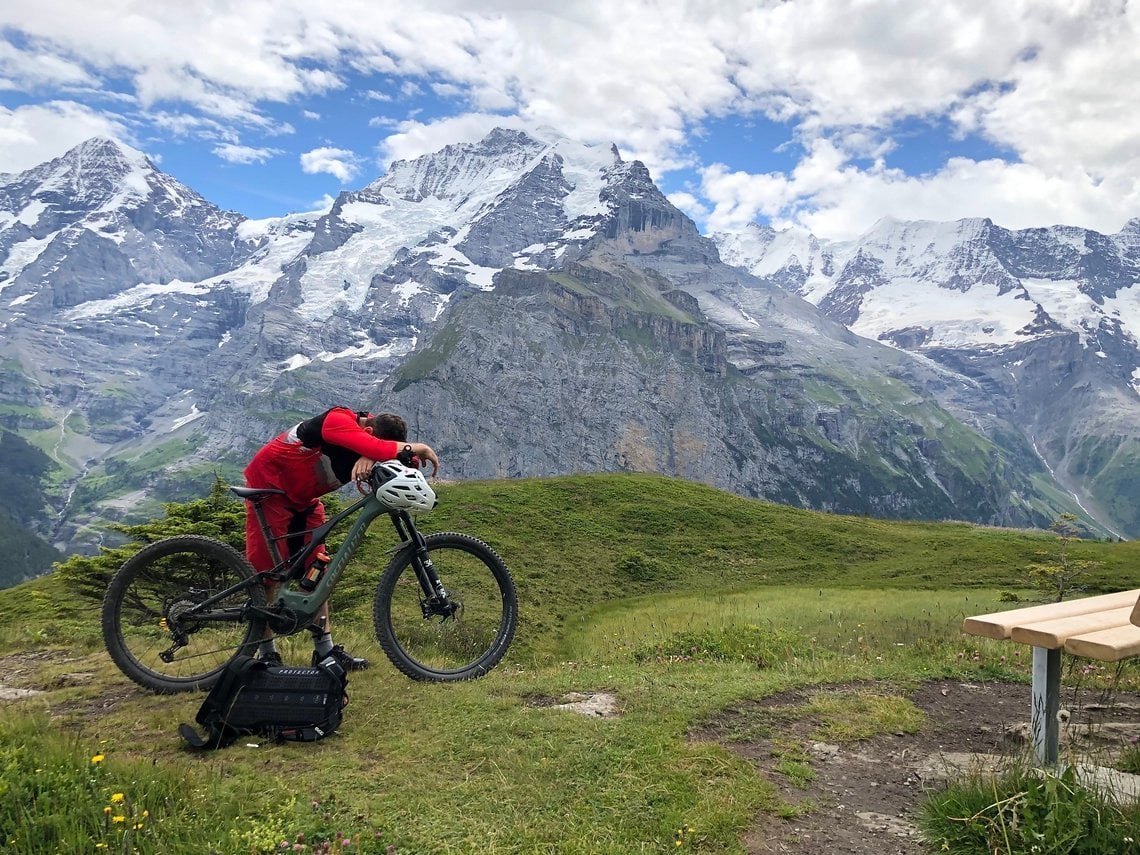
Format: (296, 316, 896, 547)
(0, 649, 137, 720)
(695, 679, 1140, 855)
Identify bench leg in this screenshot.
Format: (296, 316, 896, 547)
(1031, 646, 1061, 766)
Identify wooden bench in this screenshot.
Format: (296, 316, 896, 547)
(961, 589, 1140, 765)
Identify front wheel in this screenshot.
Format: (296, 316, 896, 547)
(101, 535, 266, 693)
(373, 532, 517, 681)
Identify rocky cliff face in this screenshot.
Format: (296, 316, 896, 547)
(0, 139, 267, 557)
(377, 166, 1073, 531)
(0, 131, 1122, 579)
(715, 216, 1140, 536)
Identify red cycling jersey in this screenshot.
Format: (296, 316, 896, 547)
(242, 407, 402, 572)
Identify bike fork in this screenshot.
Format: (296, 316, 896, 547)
(392, 511, 453, 615)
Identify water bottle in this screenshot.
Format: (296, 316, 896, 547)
(299, 550, 331, 592)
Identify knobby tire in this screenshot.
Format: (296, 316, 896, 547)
(373, 532, 517, 681)
(101, 535, 266, 694)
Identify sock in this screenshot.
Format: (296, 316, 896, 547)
(313, 632, 334, 657)
(258, 639, 278, 658)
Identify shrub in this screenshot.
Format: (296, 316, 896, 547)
(918, 762, 1140, 854)
(55, 477, 350, 602)
(616, 549, 671, 582)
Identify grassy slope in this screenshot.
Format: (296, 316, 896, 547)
(4, 473, 1140, 854)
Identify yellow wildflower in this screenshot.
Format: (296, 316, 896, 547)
(111, 793, 125, 803)
(104, 807, 112, 815)
(91, 754, 105, 764)
(112, 816, 125, 824)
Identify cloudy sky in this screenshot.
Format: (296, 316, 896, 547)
(1, 0, 1136, 240)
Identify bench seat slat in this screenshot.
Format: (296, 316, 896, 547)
(1009, 607, 1134, 649)
(1064, 624, 1140, 662)
(961, 590, 1140, 640)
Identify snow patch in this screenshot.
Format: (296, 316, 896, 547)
(282, 354, 312, 371)
(168, 405, 204, 432)
(1, 233, 53, 286)
(64, 279, 209, 320)
(17, 199, 46, 225)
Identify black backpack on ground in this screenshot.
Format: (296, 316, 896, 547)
(179, 654, 349, 750)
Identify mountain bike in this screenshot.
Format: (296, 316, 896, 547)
(101, 460, 518, 694)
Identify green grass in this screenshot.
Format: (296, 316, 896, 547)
(4, 473, 1140, 853)
(918, 762, 1140, 854)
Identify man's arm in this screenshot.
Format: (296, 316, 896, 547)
(321, 407, 401, 461)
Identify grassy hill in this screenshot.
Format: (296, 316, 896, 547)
(3, 473, 1140, 853)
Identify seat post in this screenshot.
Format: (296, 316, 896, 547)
(230, 486, 288, 566)
(249, 496, 285, 565)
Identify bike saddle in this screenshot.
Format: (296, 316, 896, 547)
(229, 485, 287, 501)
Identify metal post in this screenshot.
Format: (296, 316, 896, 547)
(1031, 646, 1061, 766)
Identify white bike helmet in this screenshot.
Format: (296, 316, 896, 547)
(370, 460, 437, 511)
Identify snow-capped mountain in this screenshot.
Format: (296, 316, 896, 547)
(714, 217, 1140, 537)
(0, 130, 1126, 578)
(715, 217, 1140, 354)
(0, 137, 254, 309)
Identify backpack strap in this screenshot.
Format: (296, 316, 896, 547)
(178, 722, 212, 749)
(179, 656, 267, 750)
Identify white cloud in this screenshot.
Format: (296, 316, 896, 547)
(666, 191, 710, 224)
(702, 150, 1140, 241)
(0, 100, 133, 173)
(300, 146, 360, 182)
(302, 110, 321, 121)
(1, 1, 1137, 237)
(309, 193, 337, 213)
(378, 113, 529, 166)
(0, 39, 95, 89)
(213, 143, 282, 165)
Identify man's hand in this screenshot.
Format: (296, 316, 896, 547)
(408, 443, 440, 477)
(351, 456, 375, 483)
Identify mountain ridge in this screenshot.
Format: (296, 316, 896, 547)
(713, 215, 1140, 537)
(0, 130, 1131, 581)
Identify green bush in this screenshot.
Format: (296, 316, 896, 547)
(919, 763, 1140, 854)
(1118, 740, 1140, 775)
(54, 478, 352, 603)
(616, 549, 672, 582)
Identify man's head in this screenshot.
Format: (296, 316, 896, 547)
(365, 412, 408, 441)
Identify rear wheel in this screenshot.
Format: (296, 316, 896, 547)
(101, 535, 266, 693)
(373, 532, 517, 681)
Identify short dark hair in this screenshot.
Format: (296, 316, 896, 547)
(368, 412, 407, 441)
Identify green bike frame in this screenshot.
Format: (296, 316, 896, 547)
(269, 492, 394, 624)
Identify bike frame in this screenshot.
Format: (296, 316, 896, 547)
(179, 489, 444, 637)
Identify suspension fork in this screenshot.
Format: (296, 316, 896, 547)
(391, 511, 451, 605)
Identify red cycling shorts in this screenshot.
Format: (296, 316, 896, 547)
(242, 428, 340, 573)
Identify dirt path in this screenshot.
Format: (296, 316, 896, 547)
(695, 679, 1140, 855)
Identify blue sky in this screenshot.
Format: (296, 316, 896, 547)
(1, 0, 1137, 240)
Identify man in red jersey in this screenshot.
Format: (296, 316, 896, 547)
(243, 407, 440, 670)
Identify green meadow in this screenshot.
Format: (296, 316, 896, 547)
(3, 473, 1139, 853)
